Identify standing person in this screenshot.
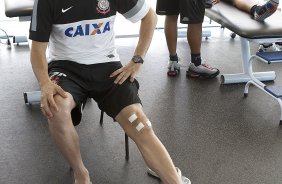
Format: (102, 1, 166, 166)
(156, 0, 220, 78)
(29, 0, 190, 183)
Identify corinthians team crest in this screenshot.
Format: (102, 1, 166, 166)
(96, 0, 110, 14)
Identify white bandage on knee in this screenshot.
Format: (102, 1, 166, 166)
(128, 113, 152, 132)
(136, 122, 145, 131)
(128, 113, 137, 123)
(146, 120, 152, 127)
(136, 120, 152, 132)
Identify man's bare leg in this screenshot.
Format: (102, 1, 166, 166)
(116, 104, 183, 184)
(232, 0, 256, 13)
(48, 93, 90, 184)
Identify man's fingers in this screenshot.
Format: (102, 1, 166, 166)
(112, 64, 139, 84)
(119, 75, 129, 84)
(115, 71, 133, 84)
(40, 103, 47, 117)
(114, 74, 123, 84)
(56, 86, 67, 98)
(40, 82, 66, 118)
(40, 98, 53, 118)
(110, 68, 123, 77)
(48, 94, 58, 112)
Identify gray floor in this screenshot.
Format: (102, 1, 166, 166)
(1, 27, 282, 184)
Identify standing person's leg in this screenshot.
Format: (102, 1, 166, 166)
(182, 0, 219, 79)
(165, 15, 178, 59)
(187, 23, 202, 67)
(165, 15, 181, 76)
(156, 0, 180, 76)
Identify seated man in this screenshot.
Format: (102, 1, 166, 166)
(29, 0, 190, 184)
(220, 0, 279, 21)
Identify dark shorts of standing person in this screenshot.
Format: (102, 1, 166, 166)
(48, 60, 142, 126)
(156, 0, 205, 24)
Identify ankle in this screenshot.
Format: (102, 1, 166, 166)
(169, 53, 178, 61)
(191, 53, 201, 66)
(74, 168, 90, 184)
(250, 5, 258, 17)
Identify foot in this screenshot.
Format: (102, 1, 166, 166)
(254, 0, 279, 21)
(167, 59, 180, 77)
(74, 181, 92, 184)
(147, 167, 191, 184)
(186, 62, 219, 79)
(73, 168, 91, 184)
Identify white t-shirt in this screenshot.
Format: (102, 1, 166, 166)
(29, 0, 150, 65)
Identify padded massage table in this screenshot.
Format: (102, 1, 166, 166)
(206, 2, 282, 124)
(205, 2, 282, 84)
(4, 0, 33, 44)
(4, 0, 33, 20)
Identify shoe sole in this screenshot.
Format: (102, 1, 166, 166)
(167, 69, 180, 77)
(147, 168, 161, 179)
(147, 167, 191, 184)
(186, 70, 219, 79)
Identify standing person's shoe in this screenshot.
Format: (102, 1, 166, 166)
(186, 62, 219, 79)
(167, 59, 180, 77)
(147, 167, 191, 184)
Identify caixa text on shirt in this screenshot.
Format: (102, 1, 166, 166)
(64, 21, 110, 37)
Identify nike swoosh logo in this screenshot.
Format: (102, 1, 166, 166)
(62, 6, 73, 13)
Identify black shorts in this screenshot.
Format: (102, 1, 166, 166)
(156, 0, 205, 24)
(48, 60, 142, 126)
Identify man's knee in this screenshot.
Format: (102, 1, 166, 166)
(48, 93, 75, 124)
(128, 112, 152, 132)
(116, 104, 154, 138)
(125, 111, 156, 143)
